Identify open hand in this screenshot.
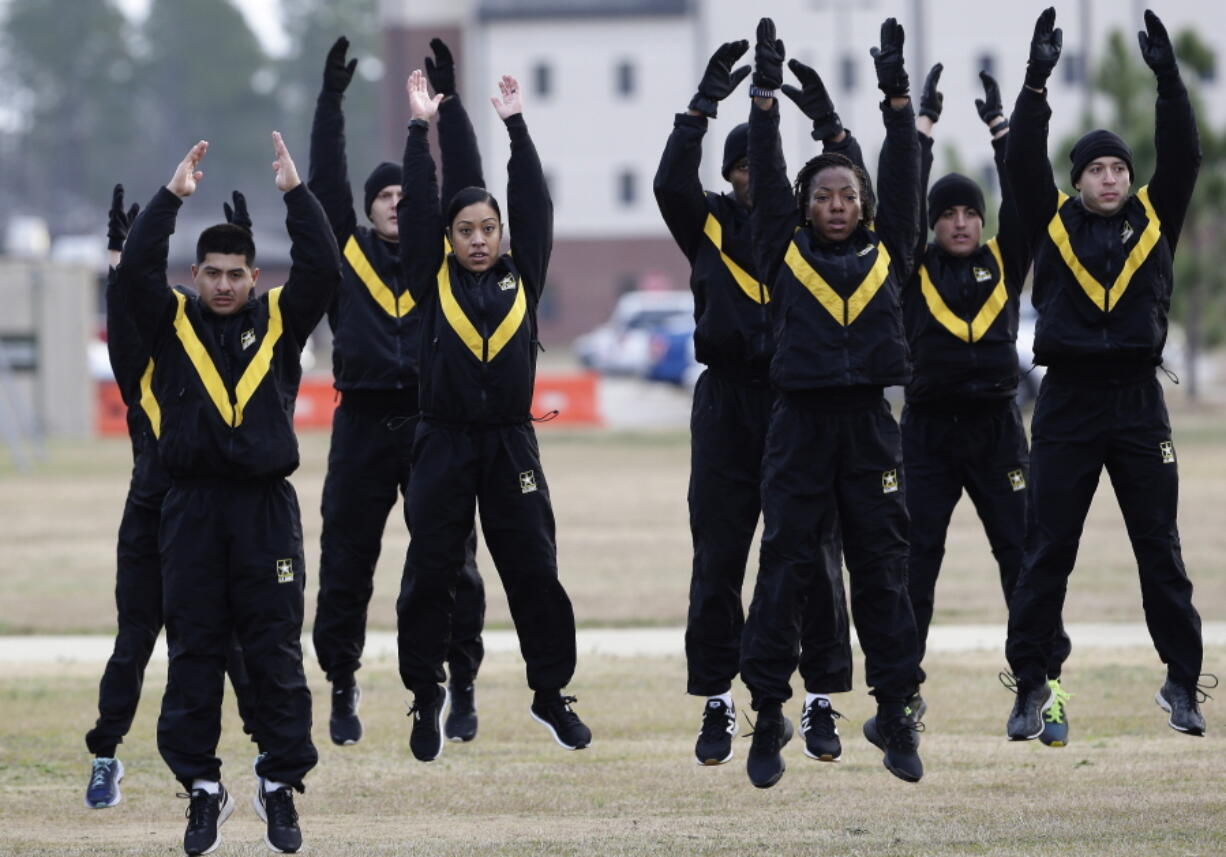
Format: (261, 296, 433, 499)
(781, 58, 842, 141)
(107, 184, 140, 251)
(407, 69, 443, 121)
(271, 132, 300, 192)
(1138, 9, 1176, 76)
(167, 141, 207, 198)
(426, 37, 456, 97)
(490, 74, 523, 119)
(690, 39, 750, 117)
(1025, 7, 1062, 89)
(224, 190, 252, 230)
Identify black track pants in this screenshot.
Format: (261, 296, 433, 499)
(86, 447, 257, 757)
(686, 370, 852, 697)
(397, 420, 576, 695)
(1006, 374, 1202, 686)
(157, 479, 317, 791)
(741, 394, 918, 708)
(315, 398, 485, 686)
(901, 401, 1068, 683)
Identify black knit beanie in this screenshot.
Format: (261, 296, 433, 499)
(1069, 129, 1133, 187)
(722, 123, 749, 180)
(364, 162, 402, 216)
(927, 173, 986, 228)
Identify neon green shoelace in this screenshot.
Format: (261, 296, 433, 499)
(1044, 679, 1072, 724)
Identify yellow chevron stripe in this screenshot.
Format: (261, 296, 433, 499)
(138, 358, 161, 439)
(785, 239, 892, 326)
(918, 237, 1008, 343)
(232, 287, 284, 425)
(344, 235, 414, 318)
(1047, 186, 1162, 312)
(173, 291, 234, 425)
(703, 213, 769, 304)
(437, 259, 527, 362)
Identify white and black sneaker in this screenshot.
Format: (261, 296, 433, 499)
(800, 697, 843, 762)
(695, 697, 737, 765)
(181, 784, 234, 856)
(1156, 676, 1213, 736)
(530, 693, 591, 750)
(85, 757, 124, 808)
(254, 779, 302, 853)
(408, 684, 449, 762)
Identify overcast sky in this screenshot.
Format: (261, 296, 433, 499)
(113, 0, 288, 55)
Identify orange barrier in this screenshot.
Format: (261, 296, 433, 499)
(96, 371, 603, 436)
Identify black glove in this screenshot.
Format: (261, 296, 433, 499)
(870, 18, 909, 98)
(688, 40, 750, 117)
(425, 37, 456, 98)
(781, 58, 843, 141)
(975, 70, 1005, 127)
(1138, 9, 1177, 77)
(106, 184, 139, 252)
(752, 17, 785, 92)
(223, 190, 252, 231)
(918, 63, 943, 121)
(1024, 8, 1062, 90)
(322, 36, 357, 95)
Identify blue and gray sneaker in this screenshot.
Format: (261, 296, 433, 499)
(1039, 679, 1072, 747)
(85, 757, 124, 808)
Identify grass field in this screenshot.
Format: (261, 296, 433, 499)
(3, 407, 1226, 635)
(1, 649, 1224, 856)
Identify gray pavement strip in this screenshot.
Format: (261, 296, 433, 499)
(1, 622, 1224, 665)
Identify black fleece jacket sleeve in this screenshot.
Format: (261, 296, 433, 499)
(398, 123, 443, 306)
(438, 95, 486, 209)
(505, 113, 552, 302)
(1003, 86, 1061, 249)
(748, 101, 799, 287)
(873, 100, 922, 281)
(104, 265, 148, 406)
(1148, 74, 1200, 255)
(115, 187, 181, 346)
(307, 90, 359, 242)
(916, 131, 935, 259)
(991, 132, 1030, 290)
(278, 183, 342, 345)
(653, 112, 710, 261)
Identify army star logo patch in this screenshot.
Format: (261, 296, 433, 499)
(882, 469, 899, 494)
(973, 266, 993, 283)
(1008, 469, 1027, 492)
(519, 470, 538, 493)
(1160, 441, 1176, 464)
(498, 273, 517, 291)
(276, 558, 294, 583)
(240, 328, 257, 350)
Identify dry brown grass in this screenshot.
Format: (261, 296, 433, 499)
(2, 408, 1225, 634)
(2, 648, 1224, 856)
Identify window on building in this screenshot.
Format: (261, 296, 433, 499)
(617, 169, 637, 207)
(1061, 52, 1085, 85)
(840, 54, 857, 92)
(533, 61, 552, 98)
(615, 59, 636, 97)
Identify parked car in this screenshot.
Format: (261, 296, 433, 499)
(645, 316, 702, 389)
(573, 290, 694, 376)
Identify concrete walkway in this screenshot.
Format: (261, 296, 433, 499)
(1, 622, 1224, 664)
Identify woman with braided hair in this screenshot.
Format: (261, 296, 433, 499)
(737, 17, 924, 789)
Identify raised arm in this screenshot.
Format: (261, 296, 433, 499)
(747, 19, 798, 285)
(653, 39, 749, 258)
(494, 75, 552, 300)
(429, 38, 487, 204)
(398, 70, 445, 304)
(104, 184, 148, 406)
(307, 36, 359, 240)
(975, 72, 1030, 285)
(1004, 7, 1063, 247)
(272, 132, 342, 344)
(913, 63, 943, 258)
(869, 18, 921, 278)
(116, 143, 206, 342)
(1138, 10, 1200, 253)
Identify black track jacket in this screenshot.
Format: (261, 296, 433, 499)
(398, 114, 549, 425)
(117, 184, 340, 480)
(309, 90, 483, 391)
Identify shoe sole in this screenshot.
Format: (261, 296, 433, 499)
(85, 760, 124, 809)
(1007, 687, 1054, 741)
(863, 720, 922, 783)
(529, 706, 589, 750)
(190, 791, 235, 856)
(802, 747, 841, 763)
(412, 687, 450, 761)
(748, 759, 785, 789)
(1155, 689, 1205, 736)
